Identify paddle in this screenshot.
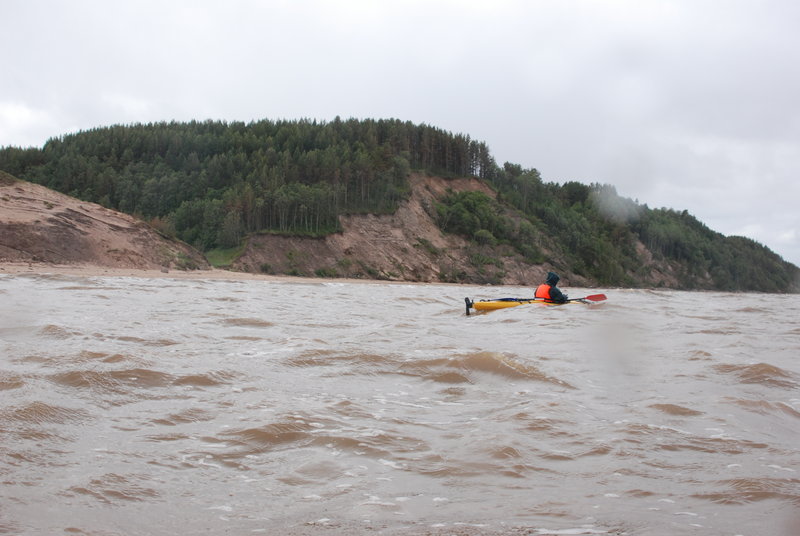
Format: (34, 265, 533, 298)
(568, 293, 607, 303)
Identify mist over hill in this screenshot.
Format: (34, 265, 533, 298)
(1, 118, 797, 292)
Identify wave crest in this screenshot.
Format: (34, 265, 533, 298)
(713, 362, 798, 388)
(411, 352, 574, 387)
(694, 477, 800, 505)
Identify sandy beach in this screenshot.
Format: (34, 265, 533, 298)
(0, 261, 338, 282)
(0, 261, 457, 287)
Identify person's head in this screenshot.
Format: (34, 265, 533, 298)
(545, 271, 559, 286)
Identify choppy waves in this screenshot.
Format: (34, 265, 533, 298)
(1, 275, 799, 535)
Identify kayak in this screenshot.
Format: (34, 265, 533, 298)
(464, 294, 607, 315)
(469, 298, 565, 311)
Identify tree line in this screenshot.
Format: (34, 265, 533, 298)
(1, 118, 796, 292)
(433, 163, 797, 292)
(0, 118, 493, 249)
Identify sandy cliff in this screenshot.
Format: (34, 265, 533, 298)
(0, 171, 208, 271)
(231, 173, 582, 286)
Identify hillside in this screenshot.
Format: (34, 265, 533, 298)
(0, 171, 208, 271)
(0, 169, 682, 288)
(0, 118, 797, 292)
(233, 173, 547, 284)
(232, 172, 685, 287)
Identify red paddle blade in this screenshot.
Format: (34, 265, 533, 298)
(584, 293, 607, 301)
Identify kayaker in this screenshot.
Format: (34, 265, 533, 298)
(535, 271, 568, 303)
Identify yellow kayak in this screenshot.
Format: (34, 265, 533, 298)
(464, 294, 606, 315)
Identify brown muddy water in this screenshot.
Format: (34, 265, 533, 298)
(1, 273, 799, 535)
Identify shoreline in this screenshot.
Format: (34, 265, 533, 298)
(0, 261, 466, 287)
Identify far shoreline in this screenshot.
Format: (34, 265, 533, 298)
(0, 261, 473, 287)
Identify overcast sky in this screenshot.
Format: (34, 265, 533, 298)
(2, 0, 799, 266)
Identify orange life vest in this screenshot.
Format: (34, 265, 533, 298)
(535, 283, 552, 300)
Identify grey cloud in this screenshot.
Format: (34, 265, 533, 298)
(1, 0, 798, 265)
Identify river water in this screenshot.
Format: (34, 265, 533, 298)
(1, 273, 798, 536)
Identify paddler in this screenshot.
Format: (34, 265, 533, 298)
(535, 271, 568, 303)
